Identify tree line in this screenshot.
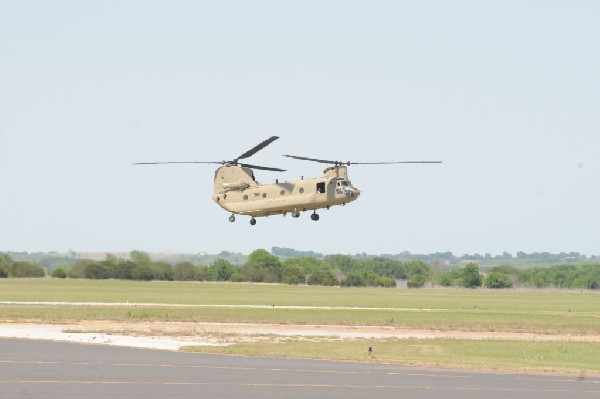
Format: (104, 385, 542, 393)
(436, 263, 600, 289)
(0, 253, 45, 278)
(65, 250, 432, 288)
(1, 250, 430, 288)
(2, 250, 600, 290)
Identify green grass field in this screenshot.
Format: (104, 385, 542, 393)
(1, 279, 599, 334)
(184, 338, 600, 375)
(2, 278, 600, 374)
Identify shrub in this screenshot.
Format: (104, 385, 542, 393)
(11, 262, 45, 277)
(460, 263, 483, 288)
(408, 274, 426, 288)
(51, 268, 68, 279)
(485, 272, 512, 288)
(437, 273, 454, 286)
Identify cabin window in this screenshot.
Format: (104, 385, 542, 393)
(280, 190, 286, 196)
(262, 193, 267, 198)
(299, 187, 304, 194)
(316, 182, 325, 194)
(243, 195, 248, 201)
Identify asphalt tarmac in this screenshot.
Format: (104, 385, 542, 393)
(1, 338, 599, 399)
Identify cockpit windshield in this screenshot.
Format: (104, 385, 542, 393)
(337, 180, 352, 187)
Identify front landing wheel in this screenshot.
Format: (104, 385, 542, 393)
(310, 213, 320, 221)
(228, 214, 236, 222)
(250, 218, 257, 226)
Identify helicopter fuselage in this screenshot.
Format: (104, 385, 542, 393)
(211, 165, 360, 217)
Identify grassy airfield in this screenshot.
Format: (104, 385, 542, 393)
(1, 278, 600, 374)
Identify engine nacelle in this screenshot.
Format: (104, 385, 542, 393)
(222, 180, 250, 191)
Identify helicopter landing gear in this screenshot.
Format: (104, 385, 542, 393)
(228, 214, 236, 222)
(250, 218, 257, 226)
(291, 211, 301, 218)
(310, 212, 320, 221)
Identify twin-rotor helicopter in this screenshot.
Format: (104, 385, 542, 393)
(134, 136, 441, 225)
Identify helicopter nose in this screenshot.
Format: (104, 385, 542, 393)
(345, 188, 361, 198)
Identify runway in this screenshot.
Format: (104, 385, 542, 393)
(1, 338, 599, 399)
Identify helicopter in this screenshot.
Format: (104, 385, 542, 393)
(133, 136, 441, 225)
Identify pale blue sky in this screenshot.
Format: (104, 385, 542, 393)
(1, 1, 599, 255)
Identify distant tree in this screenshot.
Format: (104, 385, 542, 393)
(104, 253, 119, 265)
(283, 257, 324, 275)
(10, 261, 45, 277)
(460, 263, 482, 288)
(375, 276, 397, 287)
(366, 258, 407, 279)
(206, 259, 236, 281)
(131, 264, 154, 280)
(307, 270, 338, 286)
(130, 250, 151, 264)
(51, 266, 69, 279)
(272, 247, 323, 258)
(83, 263, 110, 279)
(437, 272, 454, 286)
(246, 249, 281, 270)
(484, 272, 512, 288)
(173, 262, 203, 281)
(148, 262, 174, 281)
(241, 249, 282, 282)
(408, 274, 426, 288)
(282, 264, 306, 285)
(112, 260, 135, 280)
(70, 260, 94, 278)
(0, 253, 14, 267)
(576, 264, 600, 289)
(405, 260, 431, 280)
(342, 273, 365, 287)
(351, 267, 378, 286)
(518, 267, 549, 288)
(323, 255, 358, 273)
(1, 253, 13, 277)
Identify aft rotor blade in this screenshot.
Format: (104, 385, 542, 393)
(132, 161, 222, 165)
(240, 163, 286, 172)
(351, 161, 443, 164)
(236, 136, 280, 161)
(283, 154, 337, 164)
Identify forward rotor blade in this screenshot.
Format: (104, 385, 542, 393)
(283, 155, 442, 165)
(132, 161, 222, 165)
(283, 154, 337, 164)
(240, 163, 286, 172)
(236, 136, 280, 161)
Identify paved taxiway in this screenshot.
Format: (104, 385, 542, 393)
(1, 338, 599, 399)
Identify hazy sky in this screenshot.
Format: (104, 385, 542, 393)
(1, 1, 599, 256)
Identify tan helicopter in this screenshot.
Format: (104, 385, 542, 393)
(134, 136, 441, 225)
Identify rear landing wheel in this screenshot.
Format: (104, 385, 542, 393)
(229, 214, 235, 222)
(250, 218, 257, 226)
(310, 213, 320, 221)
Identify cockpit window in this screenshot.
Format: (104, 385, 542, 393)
(339, 180, 351, 187)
